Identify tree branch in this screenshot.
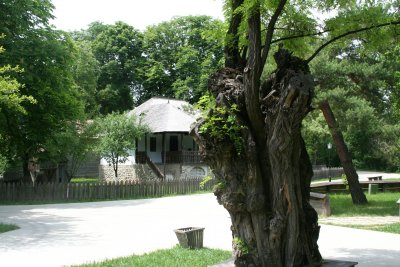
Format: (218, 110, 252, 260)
(306, 20, 400, 64)
(244, 3, 266, 145)
(224, 0, 245, 69)
(260, 0, 287, 69)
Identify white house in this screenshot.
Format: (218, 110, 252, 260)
(99, 97, 211, 181)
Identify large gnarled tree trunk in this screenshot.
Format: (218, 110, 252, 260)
(191, 48, 322, 266)
(190, 1, 322, 266)
(189, 0, 398, 264)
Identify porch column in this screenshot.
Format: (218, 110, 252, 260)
(144, 133, 148, 155)
(180, 134, 184, 164)
(162, 132, 166, 180)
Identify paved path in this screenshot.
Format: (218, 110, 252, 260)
(320, 216, 399, 225)
(357, 171, 400, 181)
(1, 193, 399, 267)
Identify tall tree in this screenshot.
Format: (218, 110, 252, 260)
(0, 37, 36, 174)
(303, 87, 383, 169)
(89, 22, 144, 114)
(319, 100, 367, 204)
(0, 0, 85, 182)
(191, 0, 399, 266)
(308, 41, 400, 173)
(142, 16, 225, 103)
(44, 120, 98, 182)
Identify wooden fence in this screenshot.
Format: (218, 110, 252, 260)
(0, 178, 215, 203)
(311, 180, 400, 193)
(312, 167, 344, 180)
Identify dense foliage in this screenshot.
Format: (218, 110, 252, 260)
(0, 0, 399, 180)
(142, 16, 225, 104)
(305, 44, 400, 171)
(0, 0, 86, 180)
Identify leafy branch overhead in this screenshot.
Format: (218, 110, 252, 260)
(223, 0, 400, 70)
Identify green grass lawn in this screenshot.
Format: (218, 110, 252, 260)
(0, 223, 19, 234)
(70, 177, 100, 183)
(327, 192, 400, 234)
(329, 192, 400, 216)
(72, 246, 231, 267)
(312, 176, 341, 183)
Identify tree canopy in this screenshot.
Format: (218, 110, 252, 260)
(90, 22, 144, 114)
(93, 112, 148, 179)
(0, 0, 85, 180)
(306, 44, 400, 171)
(142, 16, 225, 104)
(0, 0, 399, 192)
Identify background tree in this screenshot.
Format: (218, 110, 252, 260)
(0, 0, 85, 182)
(88, 22, 144, 114)
(44, 120, 98, 182)
(191, 0, 399, 266)
(142, 16, 225, 103)
(0, 37, 36, 174)
(93, 113, 148, 180)
(307, 42, 400, 171)
(71, 40, 101, 118)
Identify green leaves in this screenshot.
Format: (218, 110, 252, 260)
(82, 22, 144, 114)
(142, 16, 225, 104)
(0, 62, 36, 115)
(93, 112, 149, 177)
(72, 40, 101, 118)
(199, 103, 245, 155)
(0, 2, 86, 170)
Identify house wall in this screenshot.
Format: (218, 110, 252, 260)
(99, 132, 203, 181)
(137, 133, 163, 163)
(99, 164, 159, 182)
(155, 163, 210, 180)
(99, 150, 135, 166)
(181, 164, 211, 179)
(73, 154, 100, 178)
(136, 133, 197, 163)
(99, 163, 210, 182)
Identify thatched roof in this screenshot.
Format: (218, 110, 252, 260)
(128, 97, 198, 133)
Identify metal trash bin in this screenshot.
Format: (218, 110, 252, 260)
(174, 227, 205, 249)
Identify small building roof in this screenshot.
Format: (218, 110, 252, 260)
(128, 97, 198, 133)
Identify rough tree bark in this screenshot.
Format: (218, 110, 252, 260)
(191, 48, 322, 266)
(319, 100, 368, 205)
(190, 2, 324, 265)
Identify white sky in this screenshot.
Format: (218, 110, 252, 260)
(50, 0, 225, 32)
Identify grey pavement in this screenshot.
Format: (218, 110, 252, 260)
(1, 193, 399, 267)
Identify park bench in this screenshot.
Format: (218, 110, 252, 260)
(367, 176, 382, 181)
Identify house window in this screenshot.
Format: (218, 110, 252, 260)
(150, 137, 157, 152)
(170, 136, 178, 151)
